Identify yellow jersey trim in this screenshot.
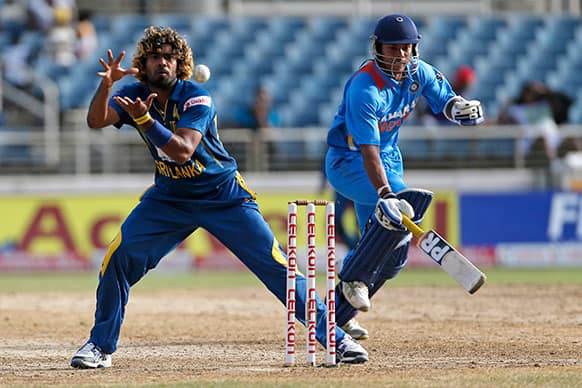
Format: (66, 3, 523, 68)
(100, 231, 122, 276)
(272, 238, 304, 277)
(235, 171, 257, 200)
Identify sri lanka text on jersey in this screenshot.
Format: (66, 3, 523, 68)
(154, 159, 206, 179)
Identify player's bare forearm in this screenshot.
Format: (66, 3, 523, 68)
(138, 122, 201, 164)
(360, 144, 390, 195)
(87, 80, 118, 129)
(161, 131, 200, 164)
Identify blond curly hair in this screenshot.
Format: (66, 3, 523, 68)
(132, 26, 194, 82)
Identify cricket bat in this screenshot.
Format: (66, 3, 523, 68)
(401, 214, 486, 294)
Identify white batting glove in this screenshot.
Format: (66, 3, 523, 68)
(375, 195, 414, 230)
(447, 97, 484, 126)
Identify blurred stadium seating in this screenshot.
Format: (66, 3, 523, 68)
(2, 12, 579, 121)
(1, 9, 582, 173)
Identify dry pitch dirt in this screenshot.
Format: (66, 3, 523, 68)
(1, 283, 582, 387)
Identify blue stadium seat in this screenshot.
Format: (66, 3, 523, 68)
(285, 45, 316, 74)
(421, 17, 466, 64)
(447, 17, 505, 71)
(110, 14, 151, 37)
(318, 102, 338, 128)
(307, 16, 347, 40)
(568, 101, 582, 124)
(266, 17, 304, 44)
(427, 16, 467, 40)
(91, 14, 111, 33)
(18, 31, 44, 52)
(470, 16, 506, 40)
(34, 12, 580, 133)
(150, 14, 192, 32)
(230, 17, 269, 43)
(507, 15, 543, 33)
(0, 33, 10, 56)
(543, 16, 580, 40)
(347, 16, 377, 40)
(298, 78, 333, 106)
(34, 56, 72, 81)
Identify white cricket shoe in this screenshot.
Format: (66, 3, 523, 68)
(341, 281, 371, 312)
(70, 342, 112, 369)
(341, 317, 369, 340)
(336, 334, 368, 364)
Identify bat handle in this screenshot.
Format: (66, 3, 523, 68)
(401, 213, 425, 238)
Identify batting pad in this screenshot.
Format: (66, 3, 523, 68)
(339, 214, 408, 284)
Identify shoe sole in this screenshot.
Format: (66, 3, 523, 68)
(338, 355, 369, 364)
(340, 328, 369, 341)
(70, 357, 111, 369)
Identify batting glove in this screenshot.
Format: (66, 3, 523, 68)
(375, 193, 414, 231)
(446, 97, 484, 126)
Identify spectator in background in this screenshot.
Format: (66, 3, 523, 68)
(233, 86, 281, 131)
(27, 0, 78, 66)
(497, 81, 577, 165)
(231, 86, 281, 170)
(75, 10, 97, 62)
(2, 42, 34, 87)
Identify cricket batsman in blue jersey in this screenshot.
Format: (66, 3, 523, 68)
(325, 15, 484, 339)
(71, 26, 368, 368)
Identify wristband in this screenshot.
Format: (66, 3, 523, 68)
(134, 112, 152, 126)
(145, 120, 173, 147)
(377, 184, 393, 197)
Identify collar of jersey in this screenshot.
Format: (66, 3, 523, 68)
(169, 79, 185, 101)
(358, 60, 398, 91)
(144, 79, 184, 101)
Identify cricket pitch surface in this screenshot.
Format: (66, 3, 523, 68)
(1, 282, 581, 387)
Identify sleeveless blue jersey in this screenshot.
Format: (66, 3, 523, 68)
(327, 60, 456, 154)
(110, 79, 237, 198)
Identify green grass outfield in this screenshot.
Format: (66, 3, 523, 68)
(0, 267, 581, 292)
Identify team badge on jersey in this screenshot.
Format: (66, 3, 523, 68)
(435, 72, 444, 82)
(409, 81, 420, 93)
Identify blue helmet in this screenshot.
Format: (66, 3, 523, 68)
(371, 14, 421, 79)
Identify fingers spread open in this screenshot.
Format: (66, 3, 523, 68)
(115, 51, 125, 65)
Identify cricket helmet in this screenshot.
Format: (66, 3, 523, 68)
(371, 14, 421, 79)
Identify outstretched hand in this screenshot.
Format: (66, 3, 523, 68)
(98, 50, 139, 87)
(113, 93, 157, 121)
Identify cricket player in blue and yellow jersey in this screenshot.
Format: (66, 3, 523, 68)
(71, 26, 368, 369)
(325, 15, 484, 339)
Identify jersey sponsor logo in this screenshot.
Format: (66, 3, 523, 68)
(183, 96, 211, 110)
(378, 101, 416, 132)
(386, 101, 415, 121)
